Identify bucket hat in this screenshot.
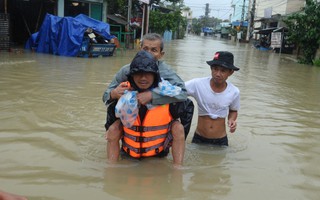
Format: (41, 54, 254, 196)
(206, 51, 240, 71)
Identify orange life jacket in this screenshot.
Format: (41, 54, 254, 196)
(122, 104, 172, 158)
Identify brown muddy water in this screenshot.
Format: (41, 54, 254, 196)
(1, 35, 320, 200)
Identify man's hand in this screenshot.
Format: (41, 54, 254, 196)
(137, 91, 152, 105)
(110, 82, 131, 100)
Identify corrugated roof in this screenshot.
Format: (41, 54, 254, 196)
(107, 14, 128, 25)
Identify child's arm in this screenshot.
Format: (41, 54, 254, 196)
(228, 110, 238, 133)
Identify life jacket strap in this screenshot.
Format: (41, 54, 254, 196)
(128, 124, 169, 132)
(124, 132, 167, 142)
(122, 141, 164, 154)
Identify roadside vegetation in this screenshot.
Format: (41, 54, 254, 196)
(106, 0, 187, 39)
(149, 10, 187, 39)
(284, 0, 320, 65)
(313, 58, 320, 67)
(190, 17, 224, 35)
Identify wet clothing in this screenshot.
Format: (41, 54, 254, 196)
(103, 61, 194, 138)
(185, 77, 240, 119)
(105, 99, 194, 139)
(122, 104, 172, 158)
(192, 132, 228, 146)
(102, 61, 187, 106)
(121, 102, 183, 159)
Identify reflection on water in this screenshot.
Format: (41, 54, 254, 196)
(1, 35, 320, 200)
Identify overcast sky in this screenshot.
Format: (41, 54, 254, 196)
(183, 0, 232, 20)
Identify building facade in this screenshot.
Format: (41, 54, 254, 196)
(0, 0, 109, 46)
(254, 0, 305, 29)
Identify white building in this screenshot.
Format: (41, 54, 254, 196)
(254, 0, 305, 29)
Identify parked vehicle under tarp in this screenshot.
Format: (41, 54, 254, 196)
(25, 13, 116, 57)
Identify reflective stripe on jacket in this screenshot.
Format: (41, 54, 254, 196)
(122, 104, 172, 158)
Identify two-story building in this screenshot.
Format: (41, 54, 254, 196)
(181, 8, 193, 35)
(252, 0, 305, 53)
(254, 0, 305, 30)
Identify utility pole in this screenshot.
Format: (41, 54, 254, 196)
(246, 0, 252, 41)
(127, 0, 132, 32)
(246, 0, 256, 42)
(241, 0, 246, 22)
(205, 3, 210, 17)
(142, 4, 149, 36)
(4, 0, 7, 14)
(205, 3, 209, 26)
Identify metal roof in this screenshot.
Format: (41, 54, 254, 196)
(107, 14, 128, 25)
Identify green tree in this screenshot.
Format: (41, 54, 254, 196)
(106, 0, 127, 16)
(284, 0, 320, 65)
(191, 18, 203, 35)
(106, 0, 187, 38)
(149, 10, 186, 38)
(190, 16, 222, 35)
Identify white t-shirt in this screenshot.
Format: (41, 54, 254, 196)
(185, 77, 240, 119)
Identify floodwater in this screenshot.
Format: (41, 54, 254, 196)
(1, 35, 320, 200)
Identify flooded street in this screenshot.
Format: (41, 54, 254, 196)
(1, 35, 320, 200)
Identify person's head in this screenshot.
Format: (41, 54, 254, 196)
(206, 51, 239, 83)
(128, 50, 160, 92)
(140, 33, 165, 60)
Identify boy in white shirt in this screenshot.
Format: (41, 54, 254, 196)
(185, 51, 240, 146)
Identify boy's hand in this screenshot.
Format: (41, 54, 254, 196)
(137, 91, 152, 105)
(228, 120, 237, 133)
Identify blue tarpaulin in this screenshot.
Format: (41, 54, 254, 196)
(25, 13, 115, 57)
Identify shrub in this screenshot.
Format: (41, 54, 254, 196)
(312, 58, 320, 67)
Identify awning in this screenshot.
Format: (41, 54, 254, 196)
(231, 21, 248, 27)
(273, 27, 288, 32)
(107, 14, 128, 25)
(254, 27, 277, 35)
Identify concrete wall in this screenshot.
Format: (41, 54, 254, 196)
(255, 0, 304, 19)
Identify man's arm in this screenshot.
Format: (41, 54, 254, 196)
(102, 64, 130, 105)
(153, 61, 187, 105)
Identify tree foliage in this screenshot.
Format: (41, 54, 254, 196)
(149, 10, 186, 38)
(284, 0, 320, 65)
(149, 0, 187, 39)
(106, 0, 127, 16)
(190, 16, 222, 35)
(106, 0, 187, 38)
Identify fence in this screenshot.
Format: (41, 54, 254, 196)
(0, 13, 10, 51)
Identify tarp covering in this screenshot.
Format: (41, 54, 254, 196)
(25, 13, 115, 57)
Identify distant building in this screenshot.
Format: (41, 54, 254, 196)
(254, 0, 305, 30)
(253, 0, 305, 53)
(181, 8, 193, 34)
